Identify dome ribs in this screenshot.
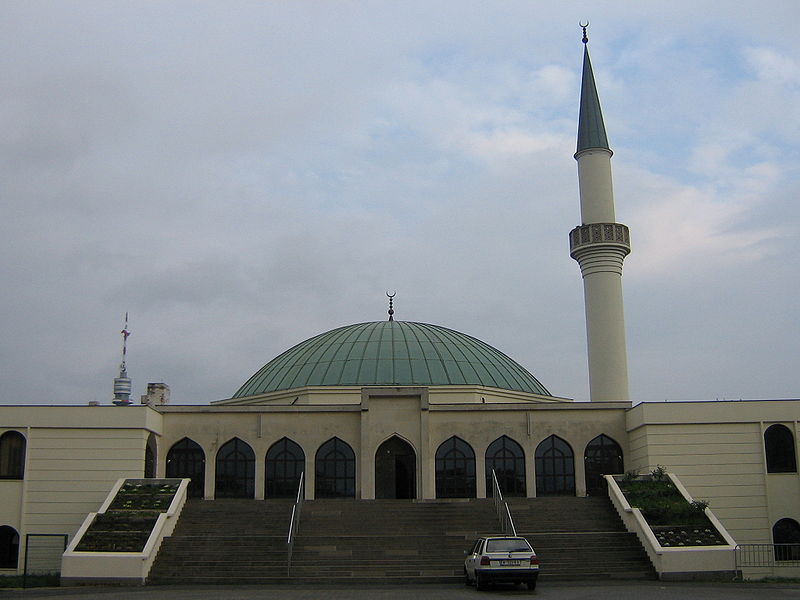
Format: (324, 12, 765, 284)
(231, 321, 550, 398)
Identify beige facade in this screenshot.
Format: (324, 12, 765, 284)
(2, 394, 798, 578)
(157, 387, 628, 500)
(0, 406, 162, 574)
(627, 401, 800, 547)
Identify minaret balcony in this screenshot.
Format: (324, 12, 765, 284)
(569, 223, 631, 256)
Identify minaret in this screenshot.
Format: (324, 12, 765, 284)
(112, 313, 133, 406)
(569, 25, 631, 402)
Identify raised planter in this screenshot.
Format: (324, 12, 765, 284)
(615, 470, 726, 547)
(61, 478, 189, 585)
(606, 470, 737, 581)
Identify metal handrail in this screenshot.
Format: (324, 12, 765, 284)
(491, 469, 517, 536)
(286, 471, 305, 575)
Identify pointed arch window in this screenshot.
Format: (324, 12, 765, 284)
(0, 526, 19, 569)
(584, 434, 623, 496)
(0, 431, 26, 480)
(773, 518, 800, 561)
(435, 436, 476, 498)
(216, 438, 255, 499)
(535, 435, 575, 496)
(166, 438, 206, 498)
(266, 438, 305, 498)
(765, 424, 797, 473)
(485, 435, 526, 497)
(144, 433, 157, 478)
(315, 438, 355, 498)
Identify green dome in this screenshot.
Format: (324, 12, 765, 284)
(233, 321, 550, 398)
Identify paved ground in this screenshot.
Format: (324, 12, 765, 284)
(3, 582, 800, 600)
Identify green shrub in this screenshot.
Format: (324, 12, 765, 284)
(650, 464, 668, 481)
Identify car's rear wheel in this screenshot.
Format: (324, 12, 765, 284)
(476, 572, 487, 591)
(527, 578, 537, 591)
(464, 568, 472, 586)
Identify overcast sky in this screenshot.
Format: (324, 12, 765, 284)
(2, 1, 798, 406)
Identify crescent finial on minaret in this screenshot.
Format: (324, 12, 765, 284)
(580, 21, 589, 44)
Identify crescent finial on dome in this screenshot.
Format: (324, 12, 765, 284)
(386, 291, 396, 321)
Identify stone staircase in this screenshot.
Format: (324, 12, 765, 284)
(509, 496, 656, 580)
(148, 496, 655, 585)
(147, 498, 293, 584)
(288, 498, 496, 584)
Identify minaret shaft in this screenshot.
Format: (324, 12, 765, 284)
(577, 149, 615, 223)
(577, 248, 630, 402)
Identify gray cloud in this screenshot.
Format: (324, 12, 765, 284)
(1, 2, 798, 406)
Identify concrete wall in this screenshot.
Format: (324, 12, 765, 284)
(0, 406, 162, 573)
(159, 405, 362, 499)
(158, 390, 630, 501)
(4, 396, 798, 579)
(626, 401, 800, 549)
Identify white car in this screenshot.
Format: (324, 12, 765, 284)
(464, 536, 540, 591)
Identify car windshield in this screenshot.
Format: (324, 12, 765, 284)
(486, 538, 531, 553)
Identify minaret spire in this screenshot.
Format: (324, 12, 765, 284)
(577, 27, 610, 155)
(569, 27, 631, 402)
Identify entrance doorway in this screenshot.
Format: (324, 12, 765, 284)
(166, 438, 206, 498)
(584, 434, 623, 496)
(375, 437, 416, 499)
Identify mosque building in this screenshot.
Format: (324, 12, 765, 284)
(1, 32, 798, 580)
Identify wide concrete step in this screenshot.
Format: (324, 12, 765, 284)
(149, 496, 656, 584)
(149, 575, 463, 585)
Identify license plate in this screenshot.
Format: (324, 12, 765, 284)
(499, 560, 521, 566)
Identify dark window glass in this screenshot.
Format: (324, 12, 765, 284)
(773, 518, 800, 561)
(535, 435, 575, 496)
(467, 539, 482, 555)
(216, 438, 255, 499)
(266, 438, 305, 498)
(0, 526, 19, 569)
(765, 424, 797, 473)
(485, 435, 526, 497)
(144, 434, 157, 478)
(166, 438, 206, 498)
(584, 434, 624, 496)
(485, 538, 532, 553)
(435, 436, 476, 498)
(315, 438, 355, 498)
(0, 431, 26, 479)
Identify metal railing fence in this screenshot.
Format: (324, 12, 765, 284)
(736, 543, 800, 568)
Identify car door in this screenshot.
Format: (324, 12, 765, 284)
(465, 538, 483, 579)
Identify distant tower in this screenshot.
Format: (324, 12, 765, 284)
(112, 313, 133, 406)
(569, 26, 631, 402)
